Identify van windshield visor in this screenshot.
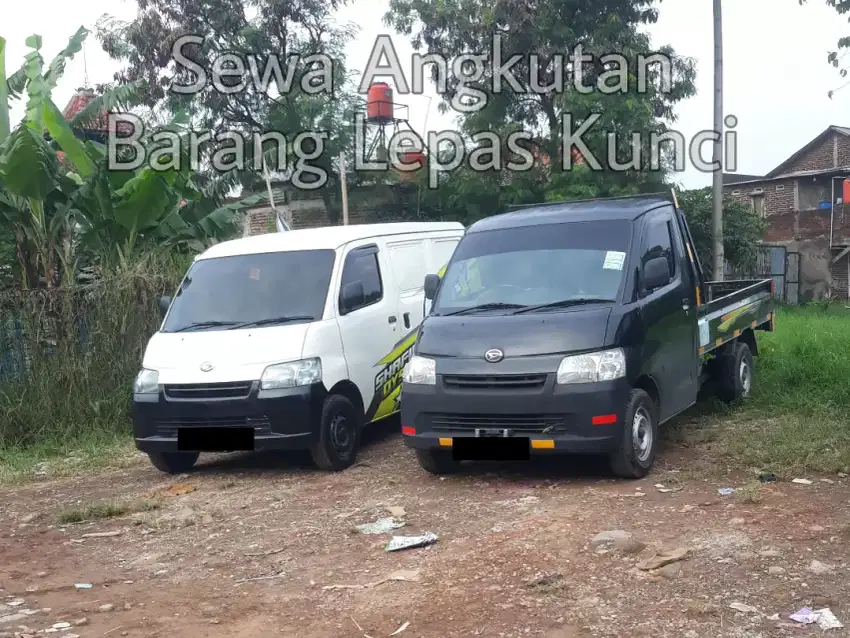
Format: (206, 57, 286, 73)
(432, 220, 631, 316)
(161, 249, 336, 333)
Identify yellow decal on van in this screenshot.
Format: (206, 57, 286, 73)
(364, 260, 451, 423)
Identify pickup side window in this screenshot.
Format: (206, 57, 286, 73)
(640, 216, 676, 289)
(339, 245, 384, 312)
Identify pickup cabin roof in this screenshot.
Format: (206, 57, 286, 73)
(469, 196, 672, 233)
(195, 222, 465, 261)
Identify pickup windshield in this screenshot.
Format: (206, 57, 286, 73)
(161, 249, 336, 333)
(432, 219, 631, 316)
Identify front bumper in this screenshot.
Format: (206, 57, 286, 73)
(401, 371, 631, 456)
(132, 380, 327, 454)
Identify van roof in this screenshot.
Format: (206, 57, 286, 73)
(467, 196, 672, 233)
(196, 222, 465, 260)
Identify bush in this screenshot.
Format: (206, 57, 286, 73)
(0, 252, 189, 449)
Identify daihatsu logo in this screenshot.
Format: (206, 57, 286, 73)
(484, 349, 504, 363)
(200, 361, 214, 372)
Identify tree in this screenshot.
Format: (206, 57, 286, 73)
(385, 0, 697, 198)
(677, 187, 767, 274)
(96, 0, 361, 223)
(800, 0, 850, 96)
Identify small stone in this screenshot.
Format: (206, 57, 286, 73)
(25, 585, 38, 593)
(656, 562, 682, 579)
(36, 572, 47, 578)
(19, 514, 38, 524)
(98, 604, 115, 613)
(730, 518, 746, 526)
(590, 530, 632, 548)
(613, 537, 647, 554)
(123, 602, 132, 610)
(809, 525, 825, 532)
(73, 618, 89, 626)
(768, 566, 786, 575)
(808, 560, 834, 575)
(759, 550, 781, 558)
(684, 631, 698, 638)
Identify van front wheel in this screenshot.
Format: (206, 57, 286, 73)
(608, 388, 658, 479)
(310, 394, 362, 471)
(148, 451, 199, 474)
(416, 449, 460, 475)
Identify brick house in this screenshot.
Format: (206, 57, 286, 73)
(723, 125, 850, 300)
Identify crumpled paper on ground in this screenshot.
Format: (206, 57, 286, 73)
(385, 532, 438, 552)
(356, 517, 405, 535)
(789, 607, 844, 630)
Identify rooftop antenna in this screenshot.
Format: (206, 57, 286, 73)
(82, 40, 90, 88)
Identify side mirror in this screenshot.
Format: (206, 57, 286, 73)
(158, 296, 171, 319)
(340, 281, 366, 313)
(424, 273, 440, 300)
(643, 257, 671, 291)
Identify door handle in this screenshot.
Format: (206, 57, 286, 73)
(403, 312, 411, 329)
(388, 315, 397, 324)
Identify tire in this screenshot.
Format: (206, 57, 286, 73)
(715, 341, 754, 404)
(309, 394, 362, 471)
(148, 451, 199, 474)
(608, 388, 659, 479)
(415, 449, 461, 475)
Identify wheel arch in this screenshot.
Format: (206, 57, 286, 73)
(633, 374, 661, 411)
(327, 380, 365, 419)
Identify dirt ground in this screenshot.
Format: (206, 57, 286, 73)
(2, 419, 850, 638)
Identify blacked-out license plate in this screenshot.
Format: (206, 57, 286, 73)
(177, 427, 254, 452)
(451, 436, 530, 461)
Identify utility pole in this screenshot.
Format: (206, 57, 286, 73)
(340, 152, 350, 225)
(711, 0, 725, 280)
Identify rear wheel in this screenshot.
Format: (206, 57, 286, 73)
(310, 394, 361, 471)
(415, 449, 461, 475)
(148, 451, 199, 474)
(715, 341, 754, 404)
(608, 388, 658, 479)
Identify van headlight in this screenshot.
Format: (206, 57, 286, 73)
(403, 355, 436, 385)
(133, 368, 160, 394)
(260, 358, 322, 389)
(556, 348, 626, 384)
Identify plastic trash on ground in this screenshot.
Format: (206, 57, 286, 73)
(385, 531, 438, 552)
(356, 517, 405, 535)
(789, 607, 844, 630)
(718, 488, 734, 496)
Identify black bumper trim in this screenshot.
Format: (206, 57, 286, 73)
(132, 381, 327, 454)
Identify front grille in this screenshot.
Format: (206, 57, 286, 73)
(442, 374, 547, 390)
(431, 413, 565, 433)
(164, 381, 253, 400)
(155, 415, 271, 438)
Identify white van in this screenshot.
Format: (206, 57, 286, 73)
(131, 222, 465, 474)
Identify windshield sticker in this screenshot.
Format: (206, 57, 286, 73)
(603, 251, 626, 270)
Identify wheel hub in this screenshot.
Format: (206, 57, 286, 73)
(329, 414, 353, 455)
(740, 359, 752, 396)
(632, 407, 653, 463)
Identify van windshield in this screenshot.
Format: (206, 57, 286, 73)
(432, 220, 631, 316)
(161, 249, 336, 332)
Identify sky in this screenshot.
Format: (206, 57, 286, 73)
(4, 0, 850, 189)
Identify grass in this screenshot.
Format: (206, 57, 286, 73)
(57, 497, 161, 524)
(689, 302, 850, 476)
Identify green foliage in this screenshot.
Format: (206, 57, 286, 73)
(799, 0, 850, 95)
(677, 187, 767, 273)
(713, 304, 850, 475)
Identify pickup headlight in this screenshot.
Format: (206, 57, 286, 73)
(133, 368, 159, 394)
(556, 348, 626, 384)
(403, 355, 436, 385)
(260, 358, 322, 390)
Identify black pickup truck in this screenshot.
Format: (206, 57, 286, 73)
(400, 192, 774, 478)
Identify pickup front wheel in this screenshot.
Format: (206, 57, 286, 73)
(608, 388, 658, 479)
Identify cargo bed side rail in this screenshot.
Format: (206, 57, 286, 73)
(696, 279, 774, 356)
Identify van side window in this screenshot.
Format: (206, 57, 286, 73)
(641, 217, 675, 283)
(340, 247, 383, 311)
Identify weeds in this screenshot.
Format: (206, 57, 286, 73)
(57, 498, 161, 524)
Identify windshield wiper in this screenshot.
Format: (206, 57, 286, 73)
(229, 315, 314, 329)
(441, 302, 527, 316)
(511, 298, 616, 315)
(170, 320, 241, 332)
